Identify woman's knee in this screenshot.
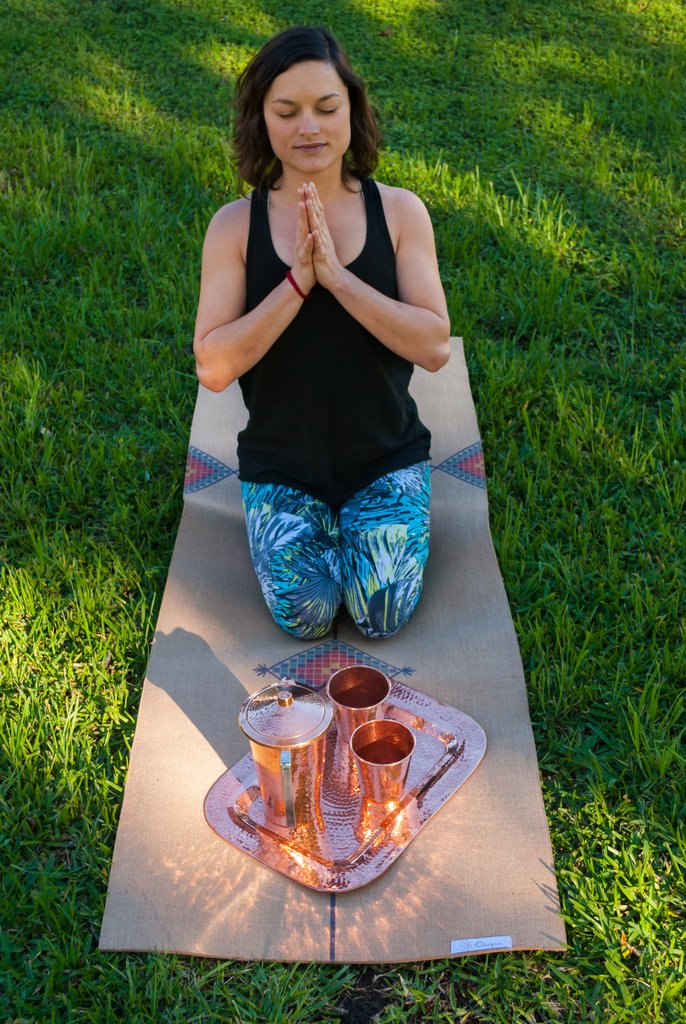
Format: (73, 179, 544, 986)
(270, 601, 338, 640)
(348, 576, 424, 639)
(241, 480, 342, 637)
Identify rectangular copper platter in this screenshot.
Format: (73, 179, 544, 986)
(204, 681, 487, 893)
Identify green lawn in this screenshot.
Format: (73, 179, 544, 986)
(1, 0, 684, 1021)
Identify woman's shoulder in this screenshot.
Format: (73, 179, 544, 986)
(371, 181, 433, 246)
(206, 195, 252, 237)
(203, 195, 252, 260)
(373, 180, 428, 213)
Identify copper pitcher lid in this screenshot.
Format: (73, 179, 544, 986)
(239, 679, 333, 748)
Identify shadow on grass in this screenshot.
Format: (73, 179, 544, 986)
(2, 0, 683, 391)
(3, 0, 684, 219)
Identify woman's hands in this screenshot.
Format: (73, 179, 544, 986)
(303, 182, 344, 290)
(291, 182, 344, 293)
(290, 193, 317, 296)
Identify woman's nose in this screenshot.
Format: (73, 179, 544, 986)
(299, 112, 319, 134)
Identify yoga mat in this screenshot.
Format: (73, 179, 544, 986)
(99, 338, 566, 962)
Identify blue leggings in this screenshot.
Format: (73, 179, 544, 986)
(241, 462, 431, 640)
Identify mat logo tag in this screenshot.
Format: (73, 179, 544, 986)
(451, 935, 512, 954)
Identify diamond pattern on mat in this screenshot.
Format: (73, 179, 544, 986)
(256, 640, 415, 690)
(433, 442, 486, 488)
(184, 446, 237, 493)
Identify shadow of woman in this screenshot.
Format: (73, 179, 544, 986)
(144, 626, 250, 769)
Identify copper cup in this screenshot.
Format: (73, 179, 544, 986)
(326, 666, 392, 744)
(350, 719, 415, 804)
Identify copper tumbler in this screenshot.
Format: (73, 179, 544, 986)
(350, 719, 415, 803)
(326, 665, 392, 744)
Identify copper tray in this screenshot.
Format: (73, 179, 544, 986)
(204, 681, 487, 892)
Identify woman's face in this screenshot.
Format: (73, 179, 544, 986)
(262, 60, 352, 179)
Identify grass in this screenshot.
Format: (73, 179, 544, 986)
(1, 0, 685, 1020)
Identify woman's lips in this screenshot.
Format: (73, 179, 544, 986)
(296, 143, 326, 151)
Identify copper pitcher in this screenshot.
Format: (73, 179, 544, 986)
(238, 679, 333, 828)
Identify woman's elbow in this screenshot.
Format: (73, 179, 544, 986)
(194, 367, 220, 392)
(193, 338, 235, 392)
(195, 363, 235, 392)
(419, 333, 451, 373)
(194, 351, 233, 392)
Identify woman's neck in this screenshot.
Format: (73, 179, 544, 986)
(274, 165, 356, 203)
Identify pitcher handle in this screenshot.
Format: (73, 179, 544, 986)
(280, 749, 295, 827)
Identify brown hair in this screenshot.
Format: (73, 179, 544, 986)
(233, 26, 382, 192)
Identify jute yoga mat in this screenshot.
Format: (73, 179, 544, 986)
(99, 338, 566, 962)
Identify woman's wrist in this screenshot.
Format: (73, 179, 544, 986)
(286, 269, 311, 300)
(318, 263, 349, 296)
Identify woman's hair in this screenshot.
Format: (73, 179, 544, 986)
(233, 26, 382, 192)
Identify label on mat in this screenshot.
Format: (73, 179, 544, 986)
(451, 935, 513, 954)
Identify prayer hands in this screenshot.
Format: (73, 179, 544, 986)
(291, 182, 344, 293)
(301, 182, 344, 290)
(291, 196, 317, 296)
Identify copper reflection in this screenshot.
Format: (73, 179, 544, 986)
(204, 681, 487, 893)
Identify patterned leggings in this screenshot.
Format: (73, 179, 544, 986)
(241, 462, 431, 640)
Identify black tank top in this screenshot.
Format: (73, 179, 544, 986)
(237, 177, 431, 506)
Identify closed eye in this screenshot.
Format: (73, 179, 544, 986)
(276, 108, 340, 119)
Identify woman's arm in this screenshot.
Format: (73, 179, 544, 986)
(305, 183, 451, 372)
(193, 198, 315, 392)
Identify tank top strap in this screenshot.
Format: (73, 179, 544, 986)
(360, 177, 396, 265)
(245, 190, 277, 311)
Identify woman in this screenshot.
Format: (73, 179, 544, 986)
(194, 26, 450, 640)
